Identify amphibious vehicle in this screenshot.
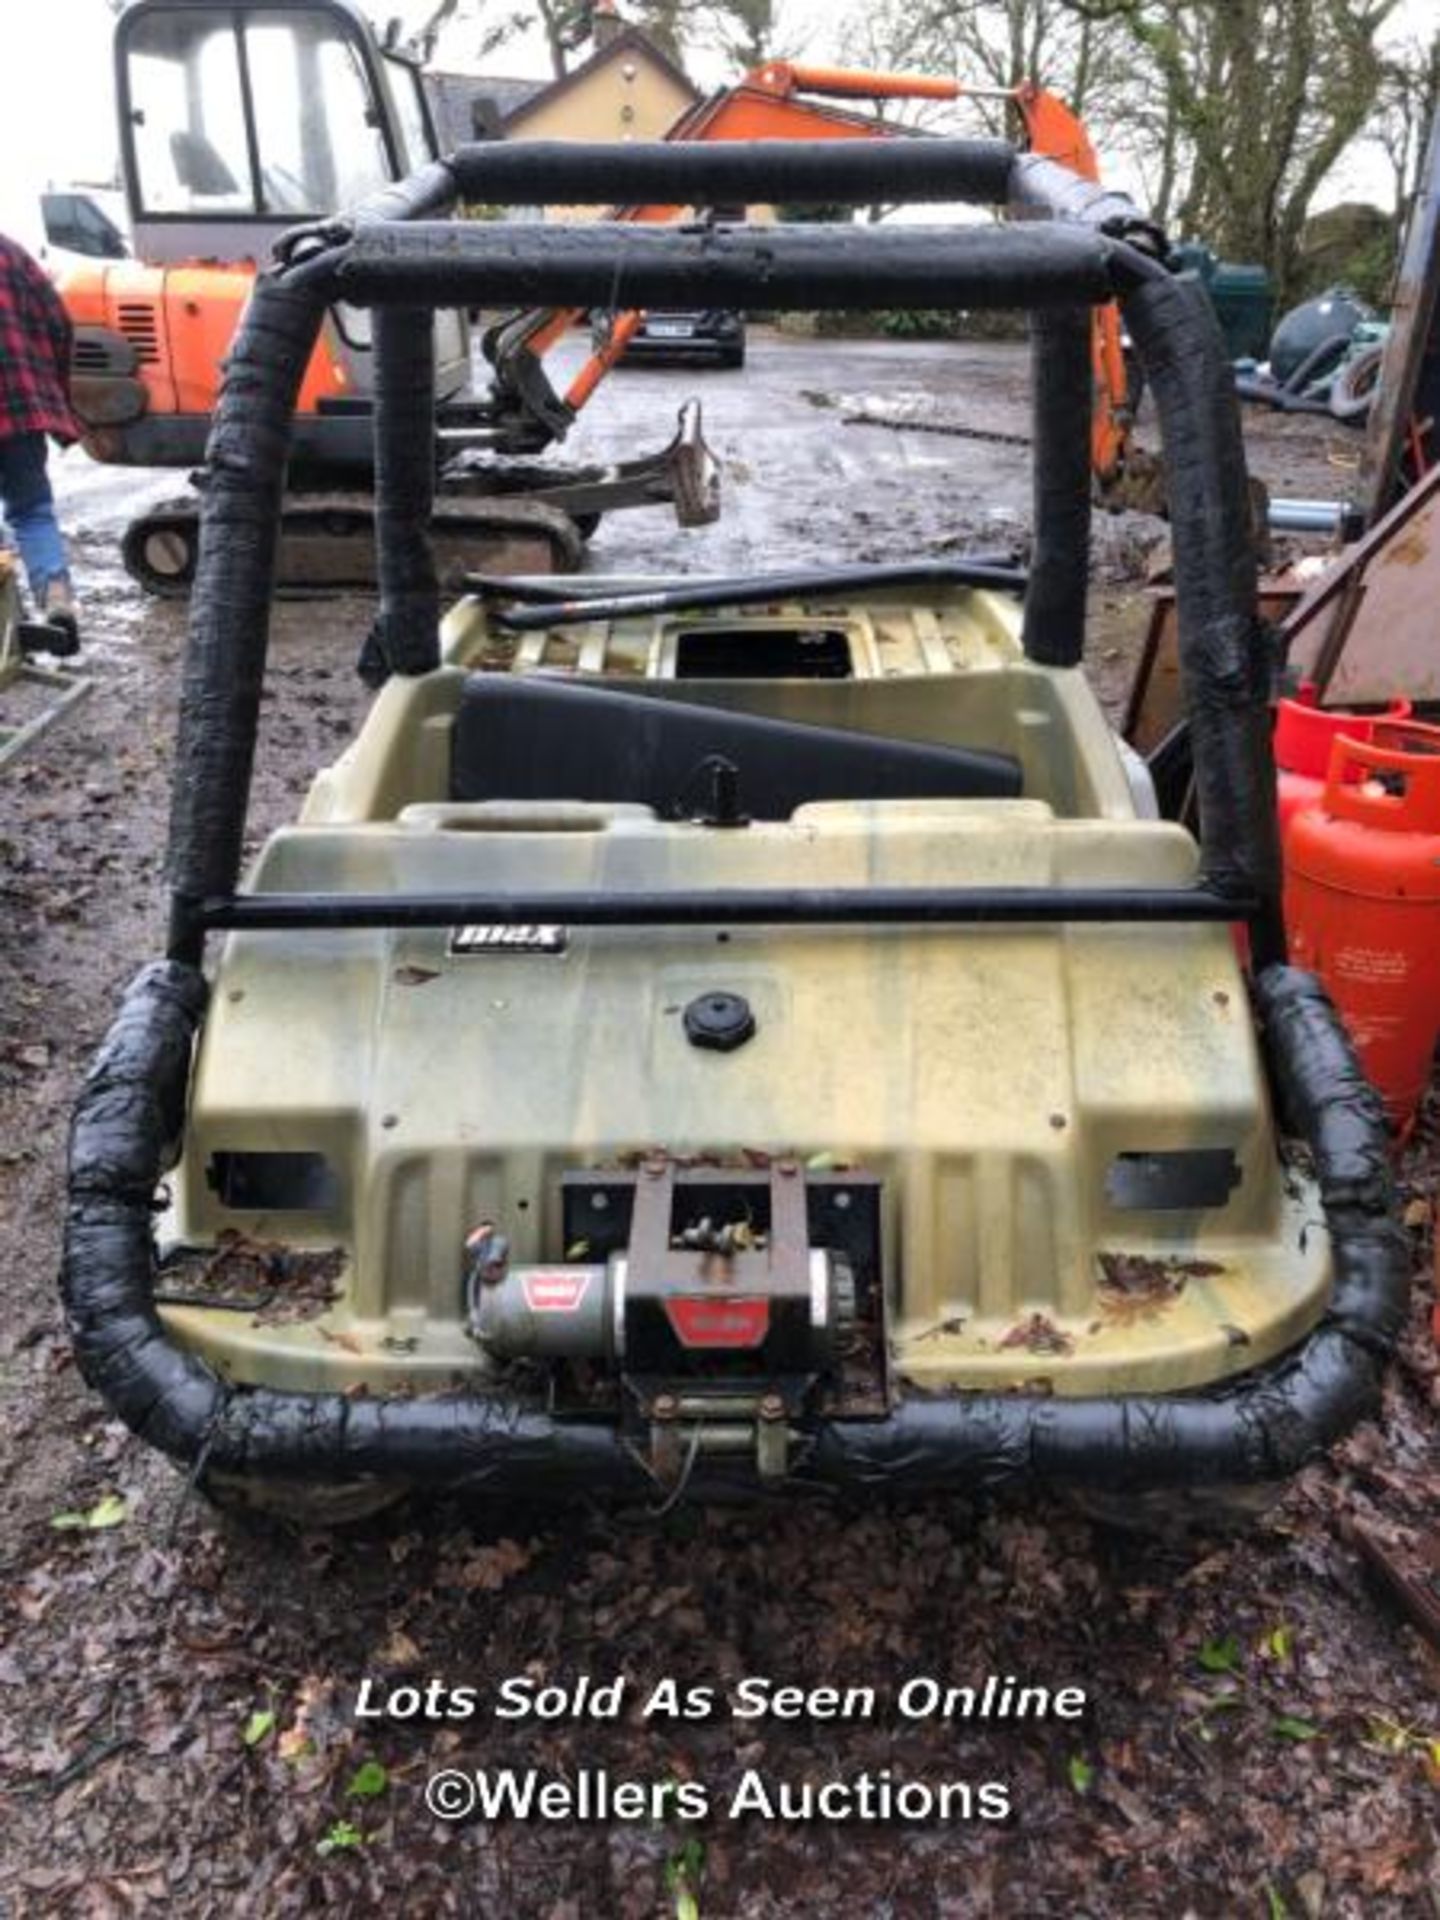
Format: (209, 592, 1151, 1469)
(63, 137, 1406, 1517)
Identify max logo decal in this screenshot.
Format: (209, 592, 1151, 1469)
(450, 925, 567, 955)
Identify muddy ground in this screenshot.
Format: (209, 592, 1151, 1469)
(1, 335, 1437, 1917)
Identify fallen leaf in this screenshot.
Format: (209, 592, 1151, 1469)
(998, 1312, 1074, 1356)
(316, 1819, 365, 1856)
(377, 1628, 421, 1670)
(50, 1493, 127, 1532)
(1271, 1714, 1320, 1742)
(1261, 1623, 1294, 1664)
(1197, 1635, 1243, 1675)
(452, 1539, 532, 1592)
(347, 1759, 388, 1798)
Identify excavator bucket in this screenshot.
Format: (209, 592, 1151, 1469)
(444, 401, 722, 534)
(667, 399, 723, 528)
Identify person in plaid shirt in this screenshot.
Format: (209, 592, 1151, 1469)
(0, 229, 80, 643)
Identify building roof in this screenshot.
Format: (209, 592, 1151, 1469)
(424, 71, 546, 149)
(501, 25, 700, 134)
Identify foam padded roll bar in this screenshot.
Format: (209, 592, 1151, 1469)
(444, 137, 1017, 208)
(1120, 266, 1284, 959)
(1011, 154, 1165, 250)
(165, 276, 326, 935)
(358, 305, 440, 687)
(320, 221, 1122, 313)
(1023, 306, 1092, 667)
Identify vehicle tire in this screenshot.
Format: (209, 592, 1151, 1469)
(1068, 1480, 1285, 1542)
(200, 1469, 408, 1529)
(724, 342, 746, 370)
(570, 511, 602, 542)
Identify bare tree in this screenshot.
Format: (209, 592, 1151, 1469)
(694, 0, 775, 72)
(625, 0, 778, 70)
(1370, 29, 1440, 235)
(942, 0, 1114, 111)
(416, 0, 592, 76)
(830, 0, 1130, 150)
(1065, 0, 1403, 297)
(416, 0, 776, 75)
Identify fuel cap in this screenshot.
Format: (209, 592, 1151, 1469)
(683, 990, 756, 1053)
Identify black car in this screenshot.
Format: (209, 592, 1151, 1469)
(594, 308, 746, 368)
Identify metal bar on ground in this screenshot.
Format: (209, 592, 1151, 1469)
(467, 556, 1023, 604)
(0, 666, 92, 771)
(490, 560, 1030, 630)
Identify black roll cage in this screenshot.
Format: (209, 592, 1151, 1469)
(163, 134, 1285, 970)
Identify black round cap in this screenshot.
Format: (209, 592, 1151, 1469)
(683, 990, 756, 1053)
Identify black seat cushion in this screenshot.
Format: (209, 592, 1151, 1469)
(450, 676, 1022, 817)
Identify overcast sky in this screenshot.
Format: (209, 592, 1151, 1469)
(0, 0, 1429, 237)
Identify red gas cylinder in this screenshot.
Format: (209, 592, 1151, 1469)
(1273, 687, 1411, 844)
(1286, 721, 1440, 1130)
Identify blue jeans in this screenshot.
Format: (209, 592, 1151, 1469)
(0, 431, 70, 600)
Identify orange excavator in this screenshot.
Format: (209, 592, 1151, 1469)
(62, 1, 1140, 591)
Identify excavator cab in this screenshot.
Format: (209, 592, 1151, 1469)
(65, 0, 722, 590)
(71, 0, 468, 452)
(118, 0, 441, 254)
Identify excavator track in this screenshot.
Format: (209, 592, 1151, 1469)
(121, 491, 586, 598)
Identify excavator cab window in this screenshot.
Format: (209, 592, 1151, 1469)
(247, 11, 391, 212)
(122, 3, 399, 220)
(128, 12, 252, 214)
(384, 55, 438, 173)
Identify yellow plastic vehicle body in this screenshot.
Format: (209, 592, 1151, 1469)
(161, 582, 1328, 1399)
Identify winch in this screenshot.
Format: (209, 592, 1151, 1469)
(464, 1160, 879, 1481)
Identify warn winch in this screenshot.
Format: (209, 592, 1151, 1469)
(466, 1163, 881, 1482)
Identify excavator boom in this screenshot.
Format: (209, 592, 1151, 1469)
(67, 4, 1143, 596)
(484, 61, 1136, 490)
